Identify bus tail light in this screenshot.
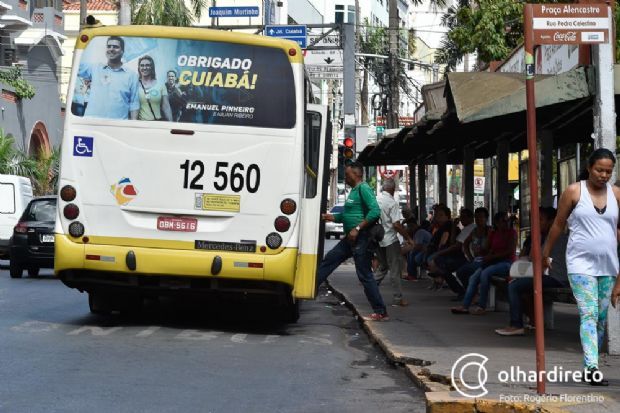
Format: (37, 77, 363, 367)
(274, 216, 290, 232)
(280, 199, 296, 215)
(266, 233, 282, 249)
(288, 48, 297, 57)
(60, 185, 77, 202)
(69, 222, 85, 237)
(63, 204, 80, 220)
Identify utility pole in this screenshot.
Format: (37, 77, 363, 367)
(79, 0, 87, 30)
(356, 0, 369, 126)
(387, 0, 399, 129)
(119, 0, 131, 25)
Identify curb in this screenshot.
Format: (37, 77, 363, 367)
(327, 282, 572, 413)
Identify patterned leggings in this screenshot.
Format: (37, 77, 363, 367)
(568, 274, 616, 369)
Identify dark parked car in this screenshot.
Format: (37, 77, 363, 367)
(9, 196, 57, 278)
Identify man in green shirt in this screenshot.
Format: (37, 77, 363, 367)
(317, 162, 389, 321)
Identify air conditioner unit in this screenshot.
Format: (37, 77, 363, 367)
(3, 48, 16, 66)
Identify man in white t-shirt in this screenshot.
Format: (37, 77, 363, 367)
(428, 208, 475, 290)
(374, 179, 413, 306)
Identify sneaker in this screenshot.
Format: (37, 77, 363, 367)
(582, 368, 609, 386)
(392, 298, 409, 307)
(495, 327, 525, 336)
(451, 307, 469, 314)
(363, 312, 390, 321)
(469, 306, 486, 315)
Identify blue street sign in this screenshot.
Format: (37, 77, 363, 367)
(208, 7, 259, 18)
(265, 25, 307, 48)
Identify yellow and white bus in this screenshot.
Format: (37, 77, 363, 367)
(55, 26, 330, 321)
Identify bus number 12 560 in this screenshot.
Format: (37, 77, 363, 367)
(179, 160, 261, 193)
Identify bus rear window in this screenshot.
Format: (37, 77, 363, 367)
(71, 36, 296, 129)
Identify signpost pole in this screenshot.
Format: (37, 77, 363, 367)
(524, 4, 546, 395)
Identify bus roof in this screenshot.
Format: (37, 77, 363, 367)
(76, 25, 303, 64)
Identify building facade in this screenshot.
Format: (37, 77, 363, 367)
(0, 0, 65, 155)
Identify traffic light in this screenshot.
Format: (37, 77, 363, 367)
(337, 145, 345, 182)
(343, 126, 356, 165)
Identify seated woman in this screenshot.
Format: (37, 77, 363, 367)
(451, 211, 516, 315)
(495, 207, 569, 336)
(428, 208, 476, 292)
(446, 207, 491, 300)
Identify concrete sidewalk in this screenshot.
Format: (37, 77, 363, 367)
(326, 264, 620, 413)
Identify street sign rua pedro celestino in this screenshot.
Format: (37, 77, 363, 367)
(523, 2, 612, 396)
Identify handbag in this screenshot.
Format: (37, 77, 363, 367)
(509, 259, 533, 278)
(368, 221, 385, 243)
(357, 184, 384, 243)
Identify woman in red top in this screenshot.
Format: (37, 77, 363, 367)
(451, 212, 517, 315)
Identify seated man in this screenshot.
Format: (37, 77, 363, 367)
(402, 219, 432, 280)
(495, 207, 568, 336)
(428, 208, 475, 292)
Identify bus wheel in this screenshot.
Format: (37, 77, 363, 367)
(88, 292, 113, 315)
(119, 295, 144, 317)
(283, 299, 300, 323)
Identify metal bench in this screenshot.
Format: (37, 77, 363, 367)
(489, 275, 574, 329)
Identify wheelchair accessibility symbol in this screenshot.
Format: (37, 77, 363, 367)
(73, 136, 93, 157)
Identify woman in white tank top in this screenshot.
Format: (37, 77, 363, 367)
(543, 148, 620, 386)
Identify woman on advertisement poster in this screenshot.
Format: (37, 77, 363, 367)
(137, 55, 172, 121)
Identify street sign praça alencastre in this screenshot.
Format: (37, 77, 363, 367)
(532, 3, 609, 45)
(265, 25, 307, 48)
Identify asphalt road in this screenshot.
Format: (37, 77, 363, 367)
(0, 244, 424, 413)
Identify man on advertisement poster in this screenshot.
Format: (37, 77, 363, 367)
(77, 36, 140, 120)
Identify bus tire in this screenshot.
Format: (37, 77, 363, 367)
(9, 261, 23, 278)
(88, 292, 112, 315)
(119, 295, 143, 317)
(283, 299, 300, 323)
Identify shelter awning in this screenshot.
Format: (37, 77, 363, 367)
(359, 65, 594, 166)
(448, 66, 591, 124)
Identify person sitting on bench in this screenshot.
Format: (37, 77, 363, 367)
(495, 207, 568, 336)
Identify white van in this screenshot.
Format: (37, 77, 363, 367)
(0, 175, 33, 258)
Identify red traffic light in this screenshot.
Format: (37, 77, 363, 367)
(343, 137, 354, 148)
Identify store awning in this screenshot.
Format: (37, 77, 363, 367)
(14, 28, 67, 59)
(0, 14, 32, 28)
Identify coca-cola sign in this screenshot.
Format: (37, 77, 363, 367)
(553, 31, 577, 42)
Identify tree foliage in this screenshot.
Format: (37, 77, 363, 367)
(0, 129, 60, 195)
(131, 0, 206, 26)
(436, 0, 576, 72)
(0, 67, 36, 100)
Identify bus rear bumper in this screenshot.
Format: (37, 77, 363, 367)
(54, 234, 298, 295)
